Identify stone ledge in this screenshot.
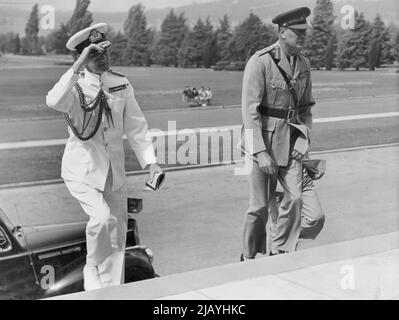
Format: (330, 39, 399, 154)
(50, 231, 399, 300)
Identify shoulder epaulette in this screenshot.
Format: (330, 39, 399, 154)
(257, 43, 278, 58)
(108, 69, 126, 78)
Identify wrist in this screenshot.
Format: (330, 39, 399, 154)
(72, 56, 86, 75)
(72, 64, 81, 75)
(145, 162, 157, 170)
(255, 150, 268, 157)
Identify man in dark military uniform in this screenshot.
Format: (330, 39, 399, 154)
(240, 7, 322, 259)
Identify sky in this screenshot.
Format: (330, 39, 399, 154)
(0, 0, 217, 11)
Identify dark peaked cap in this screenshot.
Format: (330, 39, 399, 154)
(272, 7, 312, 29)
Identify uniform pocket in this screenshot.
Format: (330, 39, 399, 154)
(261, 118, 277, 151)
(267, 79, 287, 107)
(104, 94, 125, 130)
(62, 142, 91, 178)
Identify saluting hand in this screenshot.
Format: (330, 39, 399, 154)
(256, 151, 276, 175)
(72, 41, 111, 74)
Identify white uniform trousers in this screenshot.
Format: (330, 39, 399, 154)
(64, 168, 128, 290)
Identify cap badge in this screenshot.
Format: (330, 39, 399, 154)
(89, 29, 102, 43)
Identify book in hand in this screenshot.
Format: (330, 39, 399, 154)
(145, 170, 165, 191)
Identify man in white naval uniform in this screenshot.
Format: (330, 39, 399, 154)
(46, 23, 163, 290)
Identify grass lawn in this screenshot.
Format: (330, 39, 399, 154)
(0, 54, 398, 120)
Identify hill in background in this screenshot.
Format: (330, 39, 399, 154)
(0, 0, 397, 36)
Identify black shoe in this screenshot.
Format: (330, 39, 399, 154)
(269, 250, 287, 256)
(240, 253, 255, 261)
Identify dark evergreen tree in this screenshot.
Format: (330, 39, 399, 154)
(368, 14, 393, 68)
(178, 18, 206, 67)
(306, 0, 335, 69)
(324, 28, 337, 70)
(202, 17, 217, 68)
(177, 17, 216, 68)
(387, 23, 399, 64)
(395, 32, 399, 63)
(229, 13, 277, 62)
(177, 29, 196, 68)
(24, 4, 40, 55)
(215, 14, 233, 63)
(336, 12, 371, 70)
(67, 0, 92, 59)
(0, 32, 18, 53)
(336, 29, 352, 70)
(368, 39, 380, 70)
(14, 34, 21, 54)
(351, 12, 371, 70)
(123, 3, 151, 66)
(47, 23, 70, 54)
(152, 10, 188, 67)
(390, 25, 399, 63)
(145, 29, 156, 66)
(109, 31, 127, 66)
(67, 0, 93, 36)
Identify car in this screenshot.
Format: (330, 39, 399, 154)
(0, 198, 156, 300)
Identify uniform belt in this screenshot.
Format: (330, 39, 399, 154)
(259, 106, 298, 120)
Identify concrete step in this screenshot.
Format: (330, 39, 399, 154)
(50, 231, 399, 300)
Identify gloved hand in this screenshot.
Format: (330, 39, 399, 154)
(146, 163, 165, 191)
(291, 149, 304, 161)
(255, 151, 276, 175)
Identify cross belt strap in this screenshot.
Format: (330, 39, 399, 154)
(257, 52, 315, 120)
(268, 52, 299, 107)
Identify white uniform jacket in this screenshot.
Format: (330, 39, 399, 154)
(46, 68, 157, 191)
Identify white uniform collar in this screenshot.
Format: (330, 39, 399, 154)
(83, 68, 108, 83)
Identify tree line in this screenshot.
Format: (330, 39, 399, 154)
(1, 0, 398, 71)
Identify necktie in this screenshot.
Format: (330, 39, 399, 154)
(290, 55, 296, 72)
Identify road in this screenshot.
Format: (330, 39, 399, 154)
(0, 95, 398, 185)
(1, 145, 398, 276)
(0, 95, 398, 142)
(0, 93, 398, 277)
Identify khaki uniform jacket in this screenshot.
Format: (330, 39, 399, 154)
(241, 41, 315, 166)
(46, 68, 157, 191)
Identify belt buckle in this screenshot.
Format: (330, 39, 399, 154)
(287, 108, 295, 120)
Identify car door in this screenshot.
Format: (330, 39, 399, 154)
(0, 221, 40, 300)
(30, 240, 86, 298)
(20, 222, 87, 298)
